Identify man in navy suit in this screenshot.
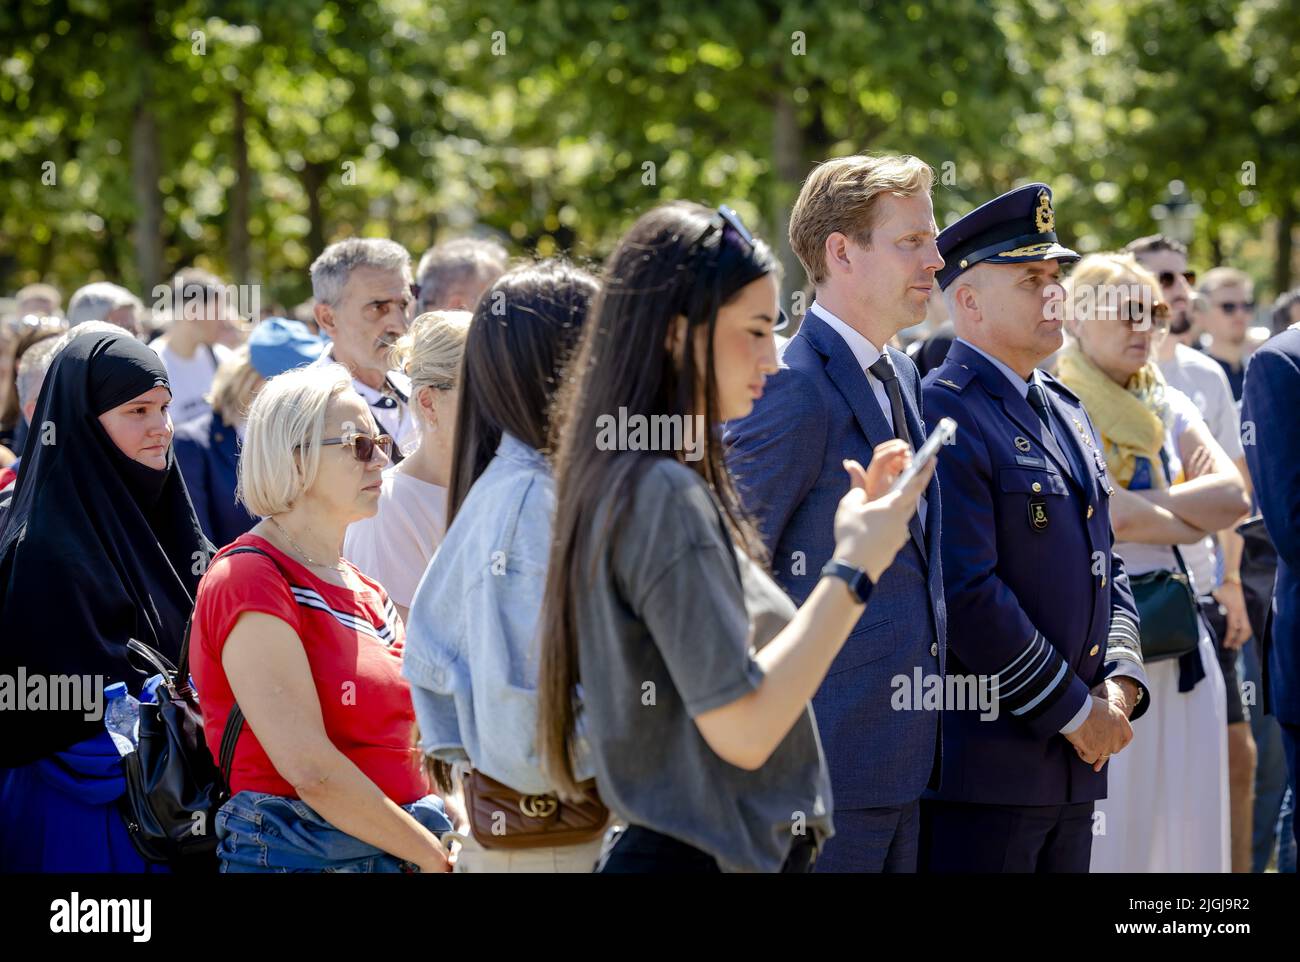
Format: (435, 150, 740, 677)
(726, 153, 946, 872)
(919, 184, 1150, 872)
(1241, 324, 1300, 812)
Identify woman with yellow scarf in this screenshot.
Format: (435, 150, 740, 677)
(1055, 253, 1250, 872)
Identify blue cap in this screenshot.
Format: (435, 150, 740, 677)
(247, 317, 326, 379)
(936, 183, 1079, 290)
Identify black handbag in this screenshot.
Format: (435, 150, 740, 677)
(116, 545, 274, 869)
(1128, 448, 1201, 663)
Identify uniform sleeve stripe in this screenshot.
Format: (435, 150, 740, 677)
(992, 631, 1072, 717)
(1013, 662, 1075, 722)
(1010, 661, 1070, 718)
(995, 632, 1043, 680)
(998, 643, 1053, 699)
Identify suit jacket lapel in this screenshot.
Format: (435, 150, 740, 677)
(1041, 388, 1093, 492)
(802, 315, 929, 560)
(802, 312, 895, 448)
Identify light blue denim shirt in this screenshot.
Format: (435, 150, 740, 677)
(402, 432, 590, 795)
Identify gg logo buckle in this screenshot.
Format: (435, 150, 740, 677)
(519, 794, 558, 819)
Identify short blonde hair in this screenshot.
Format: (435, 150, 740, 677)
(237, 364, 352, 517)
(396, 310, 472, 391)
(208, 344, 264, 425)
(1063, 252, 1161, 327)
(789, 153, 934, 286)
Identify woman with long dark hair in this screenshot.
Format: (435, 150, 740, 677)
(402, 260, 602, 872)
(537, 202, 931, 872)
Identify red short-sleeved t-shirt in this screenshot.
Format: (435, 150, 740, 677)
(190, 533, 429, 804)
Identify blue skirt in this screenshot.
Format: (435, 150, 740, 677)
(0, 730, 167, 873)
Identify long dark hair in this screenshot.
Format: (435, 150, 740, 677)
(424, 258, 596, 793)
(445, 259, 599, 524)
(538, 201, 780, 796)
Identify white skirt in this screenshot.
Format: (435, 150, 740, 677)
(1090, 633, 1230, 872)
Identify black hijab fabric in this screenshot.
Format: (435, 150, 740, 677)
(0, 331, 210, 765)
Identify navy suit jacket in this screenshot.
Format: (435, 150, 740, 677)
(1242, 328, 1300, 726)
(922, 340, 1149, 806)
(173, 411, 256, 550)
(725, 309, 946, 810)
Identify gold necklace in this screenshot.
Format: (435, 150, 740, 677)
(269, 517, 345, 572)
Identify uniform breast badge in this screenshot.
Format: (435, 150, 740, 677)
(1028, 496, 1048, 530)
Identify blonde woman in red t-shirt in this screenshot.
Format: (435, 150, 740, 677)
(190, 364, 454, 873)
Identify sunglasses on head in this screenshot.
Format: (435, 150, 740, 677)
(1214, 300, 1255, 315)
(1157, 270, 1197, 288)
(316, 431, 393, 463)
(693, 204, 790, 332)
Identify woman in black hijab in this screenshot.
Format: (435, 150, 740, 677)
(0, 328, 209, 871)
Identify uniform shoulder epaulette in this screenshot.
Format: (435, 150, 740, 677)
(926, 363, 976, 393)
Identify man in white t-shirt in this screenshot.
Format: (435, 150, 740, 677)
(1130, 233, 1257, 873)
(150, 268, 234, 425)
(309, 238, 418, 460)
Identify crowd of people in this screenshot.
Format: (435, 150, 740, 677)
(0, 152, 1297, 874)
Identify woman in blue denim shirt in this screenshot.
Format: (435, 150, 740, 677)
(404, 260, 602, 872)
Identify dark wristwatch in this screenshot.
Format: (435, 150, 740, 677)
(821, 559, 873, 605)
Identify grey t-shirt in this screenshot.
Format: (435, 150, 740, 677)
(575, 457, 833, 872)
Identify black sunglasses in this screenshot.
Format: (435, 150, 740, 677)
(1214, 300, 1255, 315)
(316, 432, 393, 463)
(1157, 270, 1197, 288)
(695, 204, 790, 332)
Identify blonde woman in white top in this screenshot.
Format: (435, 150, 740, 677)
(345, 311, 471, 622)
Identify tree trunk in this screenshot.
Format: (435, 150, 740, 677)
(131, 103, 163, 298)
(229, 89, 252, 287)
(301, 162, 328, 261)
(772, 90, 806, 332)
(1274, 195, 1295, 316)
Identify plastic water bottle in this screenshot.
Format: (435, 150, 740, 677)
(103, 682, 140, 756)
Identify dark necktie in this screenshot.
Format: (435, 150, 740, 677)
(867, 354, 914, 449)
(1026, 380, 1056, 440)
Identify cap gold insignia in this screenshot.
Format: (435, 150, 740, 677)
(996, 241, 1057, 258)
(1014, 436, 1031, 452)
(1035, 189, 1055, 232)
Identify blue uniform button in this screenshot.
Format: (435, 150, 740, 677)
(930, 642, 938, 657)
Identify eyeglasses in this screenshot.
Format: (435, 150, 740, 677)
(1115, 300, 1171, 332)
(1213, 300, 1255, 315)
(693, 205, 790, 332)
(316, 432, 393, 462)
(1157, 270, 1197, 288)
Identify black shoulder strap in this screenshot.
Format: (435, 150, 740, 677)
(199, 543, 296, 787)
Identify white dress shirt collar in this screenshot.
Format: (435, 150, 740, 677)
(955, 338, 1039, 400)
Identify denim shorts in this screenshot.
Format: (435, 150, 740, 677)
(216, 790, 452, 873)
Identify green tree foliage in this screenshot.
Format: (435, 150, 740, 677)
(0, 0, 1294, 309)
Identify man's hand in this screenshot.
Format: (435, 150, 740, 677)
(1092, 677, 1141, 719)
(1064, 694, 1134, 771)
(1212, 579, 1251, 650)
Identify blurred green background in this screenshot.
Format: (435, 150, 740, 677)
(1, 0, 1296, 313)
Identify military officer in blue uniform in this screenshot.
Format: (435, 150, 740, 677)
(919, 184, 1151, 872)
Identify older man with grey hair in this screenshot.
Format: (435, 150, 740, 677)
(414, 237, 508, 314)
(67, 282, 143, 337)
(309, 238, 418, 459)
